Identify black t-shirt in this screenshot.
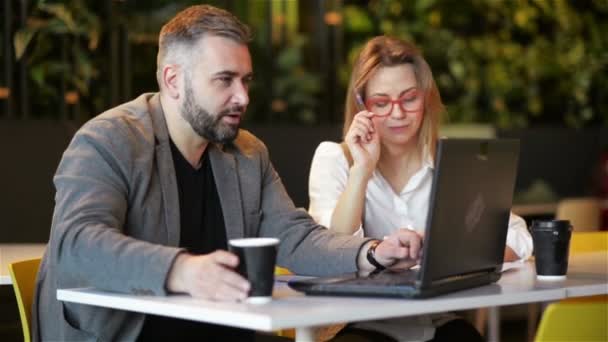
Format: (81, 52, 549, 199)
(172, 141, 227, 254)
(137, 140, 253, 341)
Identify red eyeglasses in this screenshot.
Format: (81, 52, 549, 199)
(356, 89, 424, 117)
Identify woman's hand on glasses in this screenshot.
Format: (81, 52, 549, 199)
(345, 110, 381, 179)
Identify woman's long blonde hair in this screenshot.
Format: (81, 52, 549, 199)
(344, 36, 445, 159)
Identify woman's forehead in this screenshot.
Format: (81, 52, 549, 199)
(366, 64, 417, 94)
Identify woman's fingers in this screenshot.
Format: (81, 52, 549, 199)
(348, 123, 373, 144)
(354, 113, 375, 133)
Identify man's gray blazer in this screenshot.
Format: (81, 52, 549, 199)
(33, 93, 369, 341)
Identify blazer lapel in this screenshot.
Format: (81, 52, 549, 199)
(155, 144, 180, 246)
(148, 94, 180, 246)
(209, 144, 245, 240)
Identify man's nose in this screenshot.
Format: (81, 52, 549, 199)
(232, 81, 249, 106)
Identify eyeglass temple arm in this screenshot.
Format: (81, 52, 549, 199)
(355, 92, 366, 111)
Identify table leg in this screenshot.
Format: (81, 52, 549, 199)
(488, 306, 501, 342)
(295, 327, 316, 342)
(474, 307, 488, 336)
(527, 303, 539, 342)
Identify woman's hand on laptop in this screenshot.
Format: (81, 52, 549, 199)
(359, 229, 423, 271)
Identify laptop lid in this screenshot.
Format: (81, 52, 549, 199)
(417, 138, 520, 289)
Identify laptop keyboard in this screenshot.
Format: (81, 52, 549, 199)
(342, 269, 419, 286)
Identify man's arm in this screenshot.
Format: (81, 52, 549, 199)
(51, 118, 181, 295)
(252, 137, 370, 276)
(249, 133, 430, 277)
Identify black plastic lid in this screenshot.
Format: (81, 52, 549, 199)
(531, 220, 572, 230)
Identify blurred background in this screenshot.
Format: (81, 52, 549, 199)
(1, 1, 607, 341)
(1, 0, 607, 237)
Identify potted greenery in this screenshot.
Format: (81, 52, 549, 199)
(14, 0, 101, 119)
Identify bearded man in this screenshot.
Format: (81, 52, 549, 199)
(33, 5, 422, 341)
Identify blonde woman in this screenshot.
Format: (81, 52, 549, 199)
(308, 36, 532, 341)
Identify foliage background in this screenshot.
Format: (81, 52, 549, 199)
(341, 0, 608, 128)
(7, 0, 608, 128)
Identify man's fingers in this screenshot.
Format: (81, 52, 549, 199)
(394, 230, 422, 259)
(390, 259, 418, 270)
(208, 254, 250, 292)
(193, 281, 248, 302)
(213, 281, 249, 301)
(380, 242, 409, 260)
(377, 229, 424, 265)
(383, 235, 400, 245)
(191, 266, 250, 301)
(218, 267, 250, 292)
(214, 267, 251, 301)
(407, 238, 421, 260)
(178, 252, 256, 301)
(210, 250, 239, 268)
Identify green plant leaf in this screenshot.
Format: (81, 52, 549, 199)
(39, 3, 77, 32)
(30, 64, 47, 88)
(45, 18, 70, 35)
(343, 5, 373, 33)
(88, 27, 100, 50)
(14, 28, 38, 59)
(276, 47, 301, 69)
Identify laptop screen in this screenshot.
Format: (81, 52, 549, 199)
(419, 139, 520, 287)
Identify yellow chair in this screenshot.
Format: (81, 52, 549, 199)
(274, 266, 293, 276)
(535, 300, 608, 342)
(274, 266, 295, 339)
(534, 231, 608, 342)
(8, 258, 41, 342)
(569, 231, 608, 254)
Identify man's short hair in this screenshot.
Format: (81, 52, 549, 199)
(156, 5, 251, 87)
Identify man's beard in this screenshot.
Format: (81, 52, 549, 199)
(180, 83, 244, 144)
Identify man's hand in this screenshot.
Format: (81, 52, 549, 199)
(358, 229, 423, 271)
(166, 251, 250, 301)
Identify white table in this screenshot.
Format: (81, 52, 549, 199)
(0, 243, 47, 285)
(58, 252, 607, 342)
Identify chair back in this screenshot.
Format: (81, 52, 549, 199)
(570, 231, 608, 254)
(556, 197, 601, 231)
(535, 230, 608, 341)
(535, 300, 608, 342)
(8, 258, 41, 342)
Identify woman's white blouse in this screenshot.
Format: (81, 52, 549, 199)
(308, 141, 533, 260)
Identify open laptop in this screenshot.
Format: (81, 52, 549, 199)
(289, 138, 520, 298)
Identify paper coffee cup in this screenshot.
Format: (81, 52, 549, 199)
(228, 238, 279, 303)
(531, 220, 572, 280)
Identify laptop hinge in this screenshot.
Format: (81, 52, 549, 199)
(426, 268, 496, 287)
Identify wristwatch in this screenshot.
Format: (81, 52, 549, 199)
(366, 240, 386, 271)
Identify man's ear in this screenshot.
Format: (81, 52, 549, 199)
(161, 64, 181, 99)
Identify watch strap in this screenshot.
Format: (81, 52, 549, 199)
(366, 240, 386, 271)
